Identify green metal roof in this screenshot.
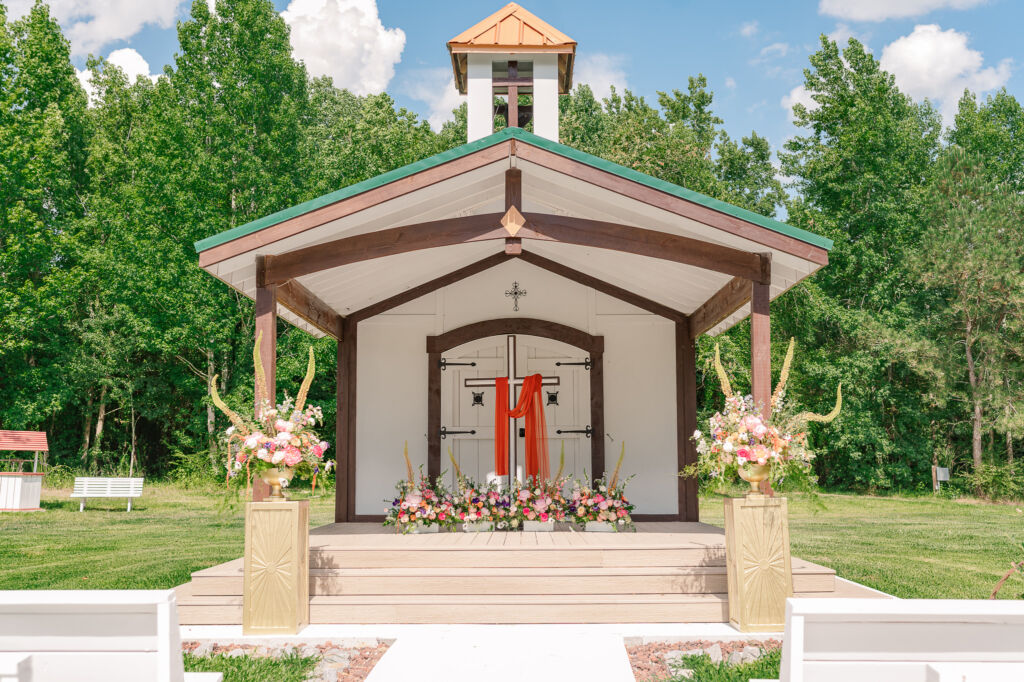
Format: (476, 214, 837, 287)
(194, 127, 833, 254)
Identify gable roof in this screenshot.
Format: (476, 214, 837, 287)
(448, 3, 575, 51)
(447, 3, 576, 94)
(194, 127, 832, 256)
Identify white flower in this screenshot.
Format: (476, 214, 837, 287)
(693, 429, 702, 439)
(257, 448, 269, 460)
(244, 434, 261, 449)
(233, 460, 242, 470)
(723, 441, 734, 453)
(271, 451, 285, 464)
(226, 426, 236, 436)
(280, 477, 289, 487)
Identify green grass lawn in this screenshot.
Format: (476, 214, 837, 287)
(0, 482, 335, 590)
(700, 492, 1024, 599)
(1, 484, 1021, 599)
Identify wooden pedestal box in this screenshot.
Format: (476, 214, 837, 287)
(243, 500, 309, 635)
(723, 494, 793, 632)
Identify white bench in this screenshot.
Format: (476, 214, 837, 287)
(753, 597, 1024, 682)
(70, 477, 144, 512)
(0, 589, 220, 682)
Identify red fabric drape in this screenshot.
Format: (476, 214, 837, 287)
(494, 374, 550, 482)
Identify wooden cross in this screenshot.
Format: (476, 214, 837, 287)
(494, 60, 532, 129)
(464, 335, 559, 482)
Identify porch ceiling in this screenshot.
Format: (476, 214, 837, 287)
(197, 130, 828, 338)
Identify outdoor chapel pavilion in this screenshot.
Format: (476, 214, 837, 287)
(195, 3, 832, 524)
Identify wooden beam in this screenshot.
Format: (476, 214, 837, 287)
(263, 213, 506, 284)
(254, 258, 277, 409)
(348, 252, 510, 323)
(751, 281, 771, 415)
(505, 168, 522, 210)
(335, 317, 357, 522)
(689, 276, 751, 339)
(515, 142, 830, 266)
(275, 278, 342, 339)
(678, 320, 699, 521)
(522, 213, 769, 283)
(198, 140, 513, 268)
(506, 61, 519, 129)
(515, 250, 686, 323)
(428, 318, 603, 355)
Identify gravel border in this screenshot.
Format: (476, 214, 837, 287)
(182, 640, 391, 681)
(628, 638, 782, 680)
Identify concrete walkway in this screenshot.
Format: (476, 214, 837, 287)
(364, 625, 636, 682)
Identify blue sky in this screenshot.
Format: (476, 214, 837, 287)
(10, 0, 1022, 152)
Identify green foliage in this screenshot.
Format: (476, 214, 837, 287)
(666, 649, 781, 682)
(183, 652, 319, 682)
(966, 464, 1024, 502)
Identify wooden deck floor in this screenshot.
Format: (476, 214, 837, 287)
(176, 521, 887, 625)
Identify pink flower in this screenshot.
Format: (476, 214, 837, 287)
(539, 512, 549, 522)
(736, 447, 752, 462)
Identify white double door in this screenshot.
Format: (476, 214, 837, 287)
(440, 334, 591, 490)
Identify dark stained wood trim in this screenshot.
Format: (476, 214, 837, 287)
(505, 167, 522, 210)
(348, 252, 509, 323)
(335, 318, 358, 522)
(275, 278, 342, 339)
(590, 350, 605, 488)
(751, 281, 771, 415)
(427, 352, 442, 483)
(515, 251, 686, 323)
(634, 514, 687, 522)
(514, 142, 830, 266)
(678, 319, 699, 522)
(504, 238, 522, 255)
(199, 140, 513, 267)
(426, 318, 603, 484)
(523, 213, 768, 283)
(427, 318, 603, 355)
(350, 514, 386, 523)
(689, 276, 751, 339)
(264, 213, 507, 284)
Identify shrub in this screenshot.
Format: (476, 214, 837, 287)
(966, 464, 1024, 501)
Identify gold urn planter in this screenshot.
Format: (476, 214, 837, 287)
(259, 466, 294, 501)
(243, 499, 309, 635)
(723, 493, 793, 632)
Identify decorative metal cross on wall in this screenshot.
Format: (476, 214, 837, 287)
(505, 281, 527, 311)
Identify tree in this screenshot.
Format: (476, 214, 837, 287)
(778, 36, 944, 489)
(913, 147, 1024, 481)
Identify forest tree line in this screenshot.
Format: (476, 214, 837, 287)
(1, 0, 1022, 496)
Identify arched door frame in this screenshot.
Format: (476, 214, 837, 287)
(425, 317, 604, 485)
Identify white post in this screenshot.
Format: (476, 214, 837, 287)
(466, 53, 494, 142)
(533, 53, 559, 141)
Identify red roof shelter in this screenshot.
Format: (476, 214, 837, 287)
(0, 430, 48, 472)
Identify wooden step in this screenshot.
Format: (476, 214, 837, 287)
(308, 546, 725, 569)
(189, 559, 835, 597)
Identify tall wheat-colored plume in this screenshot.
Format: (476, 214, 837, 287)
(403, 441, 415, 482)
(294, 346, 315, 413)
(209, 375, 250, 437)
(609, 441, 626, 489)
(793, 383, 843, 427)
(714, 344, 734, 399)
(554, 441, 565, 481)
(771, 337, 796, 409)
(252, 331, 270, 415)
(448, 446, 462, 480)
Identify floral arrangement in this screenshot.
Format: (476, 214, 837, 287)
(689, 340, 840, 491)
(449, 449, 516, 529)
(567, 444, 634, 530)
(384, 443, 455, 532)
(511, 477, 569, 525)
(211, 332, 332, 491)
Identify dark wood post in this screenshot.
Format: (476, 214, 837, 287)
(750, 281, 771, 416)
(335, 318, 356, 522)
(427, 352, 441, 481)
(253, 258, 277, 502)
(589, 350, 605, 485)
(678, 320, 699, 521)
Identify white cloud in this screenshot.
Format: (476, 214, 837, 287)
(759, 42, 790, 59)
(404, 67, 464, 131)
(573, 53, 628, 102)
(6, 0, 183, 57)
(282, 0, 405, 95)
(724, 76, 737, 90)
(740, 21, 759, 37)
(781, 83, 818, 121)
(76, 48, 158, 103)
(828, 23, 866, 46)
(819, 0, 986, 22)
(880, 24, 1011, 122)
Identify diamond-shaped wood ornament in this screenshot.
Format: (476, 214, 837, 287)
(501, 206, 526, 237)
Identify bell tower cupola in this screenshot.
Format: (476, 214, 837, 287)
(447, 3, 576, 143)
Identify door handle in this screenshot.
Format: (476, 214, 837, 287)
(440, 427, 476, 439)
(556, 426, 593, 438)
